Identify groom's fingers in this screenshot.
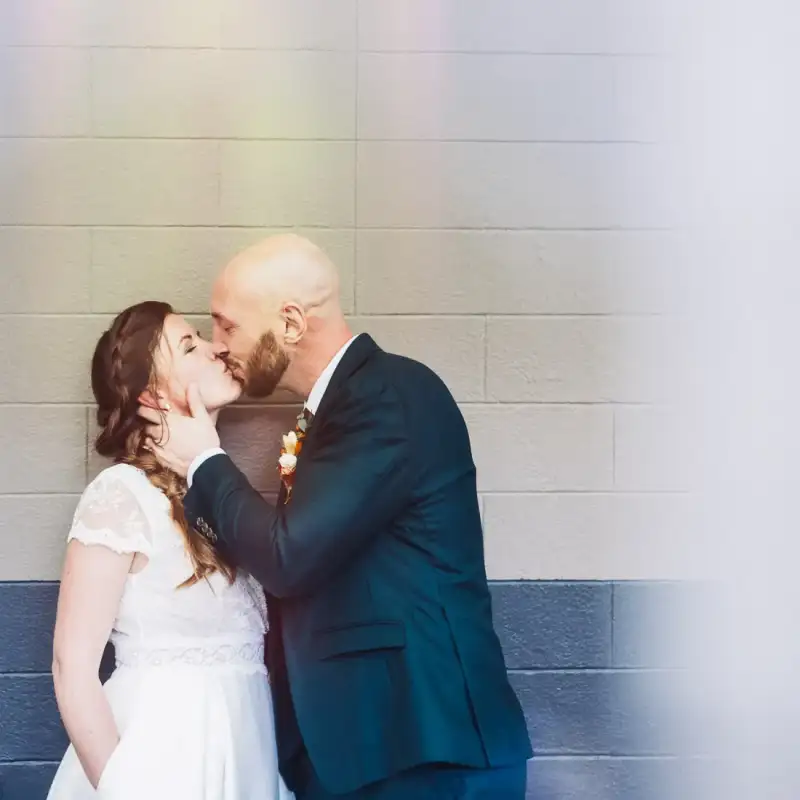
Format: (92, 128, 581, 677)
(144, 436, 168, 461)
(138, 404, 163, 425)
(145, 423, 168, 445)
(186, 383, 210, 422)
(143, 438, 182, 474)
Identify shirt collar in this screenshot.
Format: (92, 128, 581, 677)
(305, 334, 360, 416)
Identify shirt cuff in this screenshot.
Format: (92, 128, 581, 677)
(187, 448, 226, 487)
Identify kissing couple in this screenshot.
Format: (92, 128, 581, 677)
(47, 234, 532, 799)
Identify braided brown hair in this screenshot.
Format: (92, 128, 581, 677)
(91, 301, 235, 589)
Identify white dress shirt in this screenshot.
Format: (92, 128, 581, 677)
(187, 334, 360, 486)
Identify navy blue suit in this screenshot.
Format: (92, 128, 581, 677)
(185, 335, 532, 798)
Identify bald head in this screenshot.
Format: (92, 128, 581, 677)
(210, 234, 353, 399)
(219, 233, 341, 320)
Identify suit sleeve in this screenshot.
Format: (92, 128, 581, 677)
(184, 383, 412, 598)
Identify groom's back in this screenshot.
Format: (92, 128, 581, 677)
(367, 349, 534, 757)
(278, 345, 532, 795)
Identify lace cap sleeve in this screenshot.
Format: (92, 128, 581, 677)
(68, 467, 153, 556)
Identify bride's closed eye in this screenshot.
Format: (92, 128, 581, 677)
(181, 331, 204, 355)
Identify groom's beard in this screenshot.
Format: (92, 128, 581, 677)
(241, 330, 290, 398)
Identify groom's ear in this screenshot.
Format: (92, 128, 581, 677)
(281, 302, 306, 345)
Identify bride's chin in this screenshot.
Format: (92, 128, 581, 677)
(225, 384, 244, 406)
(202, 385, 242, 417)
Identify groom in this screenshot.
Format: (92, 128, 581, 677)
(144, 234, 532, 798)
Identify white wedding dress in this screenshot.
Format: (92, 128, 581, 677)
(47, 463, 293, 800)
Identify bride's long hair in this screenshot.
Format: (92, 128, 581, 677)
(91, 300, 235, 589)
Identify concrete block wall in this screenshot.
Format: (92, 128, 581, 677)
(0, 2, 685, 798)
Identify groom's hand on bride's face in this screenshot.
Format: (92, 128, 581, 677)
(138, 384, 220, 478)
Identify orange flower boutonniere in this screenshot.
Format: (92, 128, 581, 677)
(277, 413, 309, 502)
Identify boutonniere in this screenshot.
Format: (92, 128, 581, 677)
(277, 414, 309, 503)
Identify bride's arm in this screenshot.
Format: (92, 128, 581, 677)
(52, 541, 133, 789)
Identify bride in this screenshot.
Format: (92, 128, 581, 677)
(47, 301, 293, 800)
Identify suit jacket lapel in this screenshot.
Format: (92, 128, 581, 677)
(278, 335, 379, 497)
(302, 334, 380, 451)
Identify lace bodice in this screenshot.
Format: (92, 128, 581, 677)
(68, 464, 268, 672)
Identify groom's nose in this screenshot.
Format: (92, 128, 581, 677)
(212, 341, 230, 361)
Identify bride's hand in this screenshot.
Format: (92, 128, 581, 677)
(139, 384, 220, 477)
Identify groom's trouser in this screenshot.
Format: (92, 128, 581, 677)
(290, 753, 528, 800)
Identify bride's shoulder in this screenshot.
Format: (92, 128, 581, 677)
(81, 463, 164, 506)
(91, 461, 144, 481)
(69, 463, 160, 553)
